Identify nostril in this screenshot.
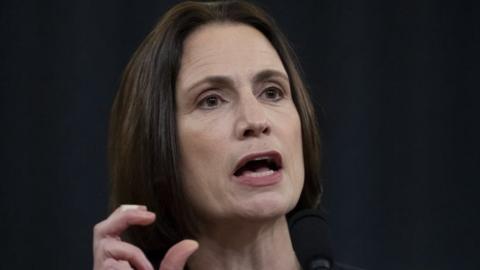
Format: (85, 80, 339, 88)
(242, 122, 269, 138)
(262, 126, 270, 135)
(243, 128, 255, 137)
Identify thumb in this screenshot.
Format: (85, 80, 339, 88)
(159, 239, 199, 270)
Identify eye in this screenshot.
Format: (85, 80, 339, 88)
(260, 87, 284, 101)
(198, 94, 224, 109)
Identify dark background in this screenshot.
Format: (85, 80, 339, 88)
(1, 0, 479, 269)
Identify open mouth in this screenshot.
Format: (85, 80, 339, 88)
(233, 151, 283, 177)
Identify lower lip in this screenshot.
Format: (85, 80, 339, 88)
(233, 169, 282, 187)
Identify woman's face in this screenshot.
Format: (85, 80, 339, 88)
(176, 23, 304, 224)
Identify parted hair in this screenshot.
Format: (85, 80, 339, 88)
(108, 0, 322, 260)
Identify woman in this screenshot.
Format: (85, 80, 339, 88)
(93, 1, 322, 269)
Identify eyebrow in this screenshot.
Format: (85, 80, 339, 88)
(185, 69, 289, 93)
(252, 69, 289, 84)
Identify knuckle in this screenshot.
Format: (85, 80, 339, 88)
(123, 210, 138, 219)
(98, 238, 117, 259)
(94, 237, 107, 254)
(131, 246, 144, 259)
(93, 222, 105, 236)
(102, 239, 115, 257)
(123, 246, 140, 261)
(102, 258, 116, 269)
(121, 212, 142, 227)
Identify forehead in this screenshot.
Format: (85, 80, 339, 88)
(177, 23, 287, 90)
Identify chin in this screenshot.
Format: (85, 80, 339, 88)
(234, 192, 298, 221)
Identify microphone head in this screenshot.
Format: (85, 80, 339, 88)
(288, 209, 334, 270)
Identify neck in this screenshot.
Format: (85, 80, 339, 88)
(187, 216, 300, 270)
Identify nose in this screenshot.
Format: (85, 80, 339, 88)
(234, 95, 271, 139)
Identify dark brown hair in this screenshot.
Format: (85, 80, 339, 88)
(108, 0, 321, 259)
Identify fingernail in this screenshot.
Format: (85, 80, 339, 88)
(120, 204, 146, 211)
(142, 211, 155, 218)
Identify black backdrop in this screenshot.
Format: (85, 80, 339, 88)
(1, 0, 479, 269)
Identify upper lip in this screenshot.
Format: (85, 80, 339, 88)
(233, 150, 283, 175)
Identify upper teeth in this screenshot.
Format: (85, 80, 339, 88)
(253, 156, 270, 161)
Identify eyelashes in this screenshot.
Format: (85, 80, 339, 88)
(197, 93, 225, 109)
(260, 86, 284, 101)
(195, 85, 287, 111)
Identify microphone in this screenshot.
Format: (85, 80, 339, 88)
(288, 209, 333, 270)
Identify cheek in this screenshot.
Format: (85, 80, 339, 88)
(285, 110, 305, 190)
(178, 125, 221, 181)
(177, 116, 230, 204)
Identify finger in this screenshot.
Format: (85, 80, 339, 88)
(102, 258, 133, 270)
(159, 240, 199, 270)
(102, 258, 118, 269)
(94, 205, 155, 238)
(116, 204, 147, 212)
(101, 238, 154, 270)
(117, 260, 134, 270)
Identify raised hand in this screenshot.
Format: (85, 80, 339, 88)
(93, 205, 198, 270)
